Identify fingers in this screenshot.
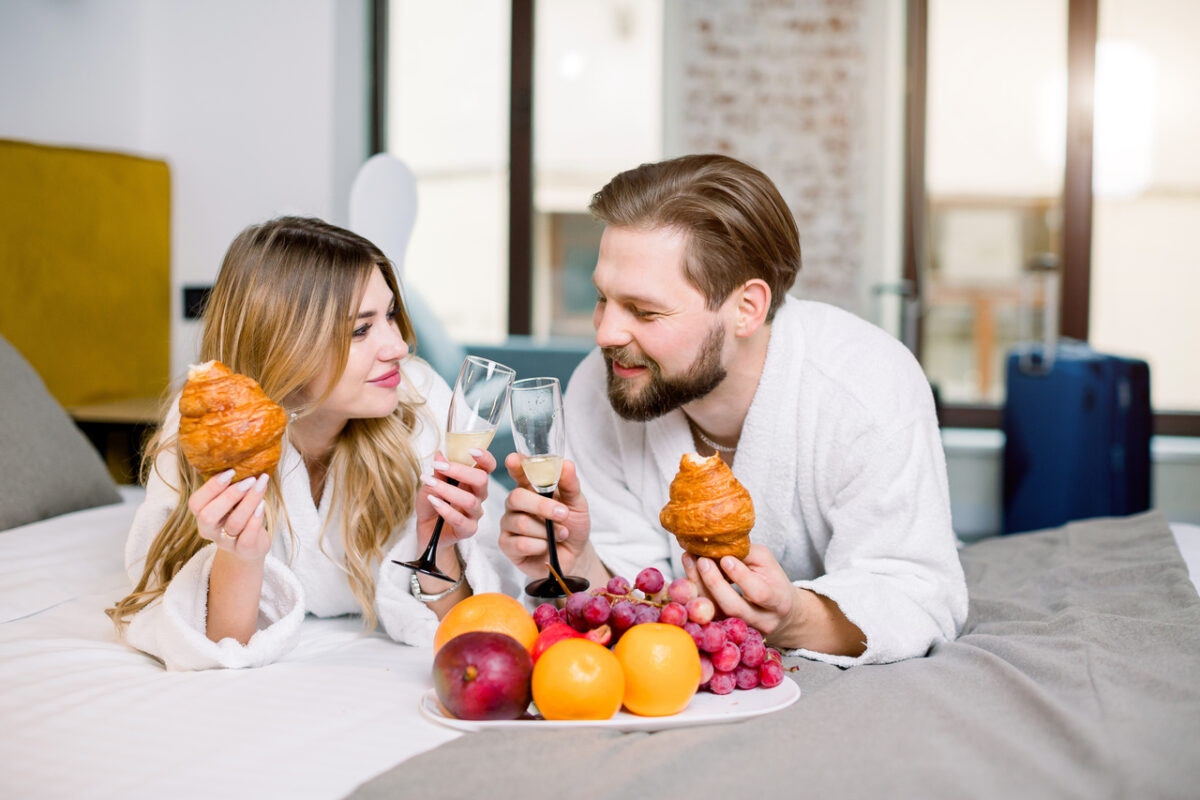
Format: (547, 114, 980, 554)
(504, 452, 530, 488)
(505, 486, 569, 527)
(694, 556, 755, 619)
(555, 459, 582, 504)
(422, 473, 483, 521)
(191, 474, 262, 540)
(680, 553, 715, 602)
(221, 474, 270, 536)
(187, 469, 236, 515)
(229, 498, 269, 558)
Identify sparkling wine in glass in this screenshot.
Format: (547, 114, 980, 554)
(509, 377, 589, 598)
(395, 355, 515, 581)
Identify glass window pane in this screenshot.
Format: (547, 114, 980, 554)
(924, 0, 1068, 404)
(532, 0, 664, 338)
(387, 1, 510, 343)
(1091, 0, 1200, 412)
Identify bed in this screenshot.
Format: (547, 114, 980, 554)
(3, 343, 1200, 799)
(2, 497, 1198, 799)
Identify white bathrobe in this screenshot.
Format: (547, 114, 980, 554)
(123, 357, 521, 671)
(564, 297, 968, 667)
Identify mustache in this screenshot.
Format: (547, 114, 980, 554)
(602, 346, 656, 371)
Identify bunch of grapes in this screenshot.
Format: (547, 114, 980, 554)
(531, 566, 785, 694)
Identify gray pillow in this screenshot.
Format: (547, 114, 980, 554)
(0, 335, 121, 529)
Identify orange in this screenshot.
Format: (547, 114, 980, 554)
(612, 622, 701, 717)
(433, 593, 539, 654)
(531, 639, 625, 721)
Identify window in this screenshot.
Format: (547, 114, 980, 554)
(907, 0, 1199, 434)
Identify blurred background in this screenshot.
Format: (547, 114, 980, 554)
(2, 0, 1197, 535)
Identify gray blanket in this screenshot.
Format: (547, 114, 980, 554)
(352, 512, 1200, 799)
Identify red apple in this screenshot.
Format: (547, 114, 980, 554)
(530, 621, 583, 663)
(432, 631, 533, 720)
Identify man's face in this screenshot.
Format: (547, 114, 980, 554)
(592, 226, 729, 421)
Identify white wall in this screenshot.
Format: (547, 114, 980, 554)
(0, 0, 369, 381)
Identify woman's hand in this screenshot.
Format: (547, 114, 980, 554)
(188, 469, 271, 562)
(416, 448, 494, 550)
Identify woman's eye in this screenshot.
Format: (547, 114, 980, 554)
(353, 323, 370, 338)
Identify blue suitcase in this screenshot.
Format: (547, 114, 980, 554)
(1002, 339, 1152, 534)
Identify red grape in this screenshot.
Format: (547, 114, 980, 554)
(758, 659, 784, 688)
(739, 637, 766, 668)
(698, 652, 714, 685)
(708, 670, 736, 695)
(606, 575, 631, 595)
(720, 617, 749, 645)
(667, 577, 698, 605)
(632, 603, 660, 625)
(685, 597, 715, 625)
(635, 567, 665, 595)
(696, 623, 727, 654)
(533, 603, 559, 631)
(734, 664, 760, 690)
(659, 602, 687, 627)
(610, 600, 637, 631)
(582, 595, 611, 627)
(765, 647, 782, 665)
(711, 641, 740, 672)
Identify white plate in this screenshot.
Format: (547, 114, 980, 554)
(419, 677, 800, 733)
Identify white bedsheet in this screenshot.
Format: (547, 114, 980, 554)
(2, 492, 1198, 799)
(0, 488, 460, 799)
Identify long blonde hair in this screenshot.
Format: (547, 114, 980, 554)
(109, 216, 427, 630)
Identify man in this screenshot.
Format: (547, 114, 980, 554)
(499, 154, 966, 665)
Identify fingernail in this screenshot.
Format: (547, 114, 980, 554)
(721, 556, 737, 571)
(217, 469, 236, 484)
(428, 495, 445, 509)
(254, 474, 269, 492)
(433, 461, 450, 471)
(254, 499, 266, 518)
(698, 558, 712, 573)
(421, 475, 438, 488)
(558, 527, 569, 542)
(234, 476, 256, 491)
(468, 448, 484, 458)
(552, 506, 568, 521)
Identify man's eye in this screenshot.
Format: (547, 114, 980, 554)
(632, 308, 657, 319)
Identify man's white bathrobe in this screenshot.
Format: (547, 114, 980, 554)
(565, 297, 968, 667)
(123, 357, 521, 671)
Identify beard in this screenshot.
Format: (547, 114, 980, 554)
(603, 322, 728, 421)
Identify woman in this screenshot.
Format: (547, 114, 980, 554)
(109, 216, 519, 670)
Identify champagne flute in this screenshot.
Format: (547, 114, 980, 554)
(509, 377, 589, 598)
(395, 355, 515, 581)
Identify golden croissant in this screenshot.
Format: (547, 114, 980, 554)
(177, 361, 287, 481)
(659, 453, 755, 561)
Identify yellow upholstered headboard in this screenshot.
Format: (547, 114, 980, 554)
(0, 139, 170, 407)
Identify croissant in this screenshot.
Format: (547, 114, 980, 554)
(177, 361, 287, 482)
(659, 453, 755, 561)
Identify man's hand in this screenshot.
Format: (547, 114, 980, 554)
(499, 455, 607, 585)
(682, 545, 866, 656)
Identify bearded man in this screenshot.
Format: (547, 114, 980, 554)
(499, 154, 966, 664)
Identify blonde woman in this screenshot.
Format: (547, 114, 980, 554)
(110, 216, 520, 670)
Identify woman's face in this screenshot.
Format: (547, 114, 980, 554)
(306, 268, 410, 425)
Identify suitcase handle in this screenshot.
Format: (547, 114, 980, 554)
(1018, 254, 1059, 376)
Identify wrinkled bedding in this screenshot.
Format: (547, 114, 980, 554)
(352, 512, 1200, 800)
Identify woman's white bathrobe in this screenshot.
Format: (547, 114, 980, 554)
(123, 357, 521, 671)
(565, 297, 968, 667)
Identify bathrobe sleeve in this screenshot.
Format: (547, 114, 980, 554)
(789, 411, 967, 667)
(373, 360, 529, 645)
(122, 404, 305, 671)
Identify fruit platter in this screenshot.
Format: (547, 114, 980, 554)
(425, 567, 801, 731)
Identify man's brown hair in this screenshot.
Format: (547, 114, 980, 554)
(588, 154, 801, 321)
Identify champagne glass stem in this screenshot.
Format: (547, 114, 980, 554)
(393, 477, 459, 581)
(538, 488, 566, 579)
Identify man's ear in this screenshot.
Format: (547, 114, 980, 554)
(733, 279, 771, 338)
